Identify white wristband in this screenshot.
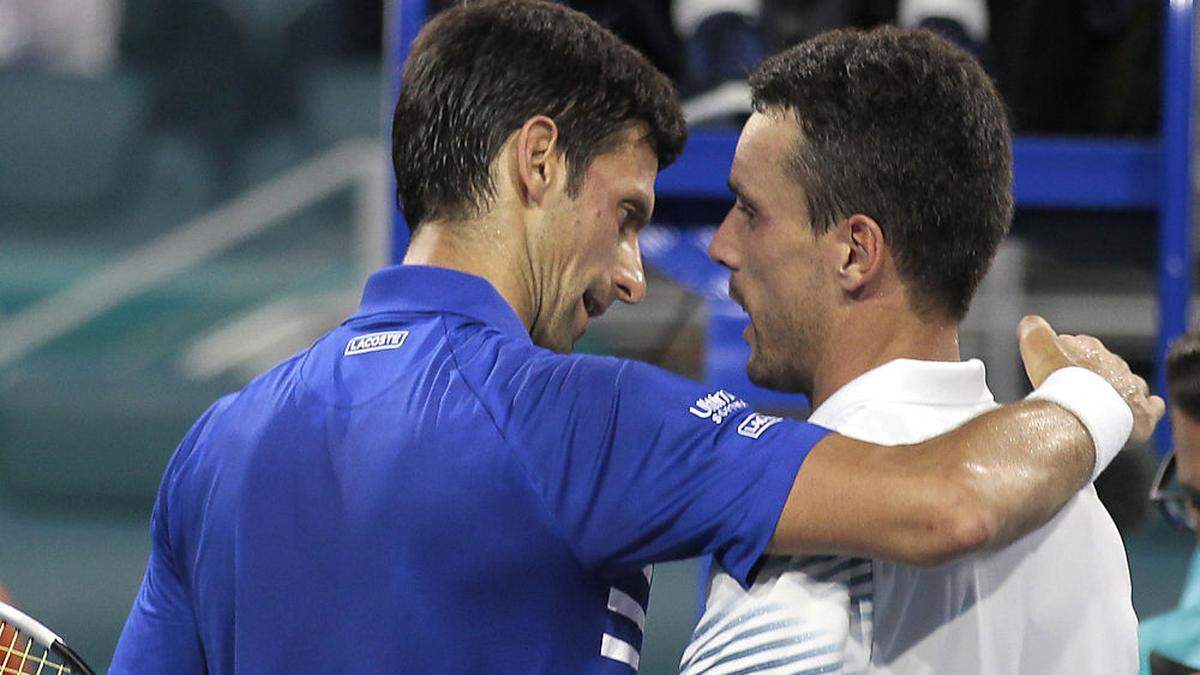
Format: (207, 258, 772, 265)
(1026, 366, 1133, 482)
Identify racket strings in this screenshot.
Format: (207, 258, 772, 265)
(0, 622, 70, 675)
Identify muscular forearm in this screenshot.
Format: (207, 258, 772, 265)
(922, 399, 1094, 559)
(768, 400, 1095, 566)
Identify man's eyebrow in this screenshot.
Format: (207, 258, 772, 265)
(727, 179, 756, 208)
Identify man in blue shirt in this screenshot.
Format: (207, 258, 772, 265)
(111, 2, 1160, 672)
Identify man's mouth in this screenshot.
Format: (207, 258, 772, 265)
(727, 283, 747, 312)
(582, 291, 609, 318)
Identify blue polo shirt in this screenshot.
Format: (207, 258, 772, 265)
(111, 265, 830, 674)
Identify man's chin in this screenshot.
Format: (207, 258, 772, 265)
(530, 324, 577, 354)
(746, 356, 809, 396)
(552, 333, 578, 354)
(567, 322, 589, 353)
(745, 363, 778, 390)
(564, 335, 583, 354)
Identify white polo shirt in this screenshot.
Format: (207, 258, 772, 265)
(681, 358, 1138, 675)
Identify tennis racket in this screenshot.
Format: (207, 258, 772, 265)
(0, 602, 94, 674)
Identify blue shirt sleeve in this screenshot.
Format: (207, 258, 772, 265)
(456, 332, 831, 587)
(110, 409, 214, 674)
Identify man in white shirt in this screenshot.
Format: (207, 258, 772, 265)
(681, 26, 1138, 674)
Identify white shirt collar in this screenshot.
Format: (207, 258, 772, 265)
(809, 358, 995, 428)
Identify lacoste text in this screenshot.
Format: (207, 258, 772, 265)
(345, 331, 409, 356)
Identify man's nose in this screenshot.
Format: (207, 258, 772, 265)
(614, 240, 647, 304)
(708, 211, 739, 271)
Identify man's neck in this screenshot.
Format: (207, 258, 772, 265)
(809, 306, 960, 409)
(402, 220, 536, 333)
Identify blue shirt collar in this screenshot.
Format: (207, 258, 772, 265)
(352, 265, 531, 342)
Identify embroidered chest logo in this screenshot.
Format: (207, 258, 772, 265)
(737, 413, 784, 439)
(688, 389, 748, 424)
(344, 330, 409, 356)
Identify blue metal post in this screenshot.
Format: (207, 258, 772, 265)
(387, 0, 429, 263)
(1156, 0, 1195, 452)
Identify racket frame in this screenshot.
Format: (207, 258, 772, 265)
(0, 601, 95, 675)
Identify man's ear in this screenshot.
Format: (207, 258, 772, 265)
(834, 214, 887, 294)
(514, 116, 561, 207)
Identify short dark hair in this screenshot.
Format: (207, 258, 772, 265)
(749, 26, 1013, 320)
(392, 0, 686, 228)
(1167, 331, 1200, 419)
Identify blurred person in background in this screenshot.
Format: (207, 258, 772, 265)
(438, 0, 1148, 139)
(672, 0, 988, 126)
(490, 0, 992, 128)
(1142, 331, 1200, 674)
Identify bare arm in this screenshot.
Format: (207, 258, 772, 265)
(768, 316, 1163, 566)
(770, 400, 1092, 566)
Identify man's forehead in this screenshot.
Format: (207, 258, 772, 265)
(589, 133, 657, 196)
(733, 112, 797, 171)
(730, 111, 801, 198)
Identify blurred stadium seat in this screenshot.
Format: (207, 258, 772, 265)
(0, 70, 148, 207)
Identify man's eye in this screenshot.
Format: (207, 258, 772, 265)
(620, 206, 645, 233)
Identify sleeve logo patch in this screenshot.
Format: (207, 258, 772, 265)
(737, 413, 784, 439)
(688, 389, 748, 424)
(344, 330, 409, 356)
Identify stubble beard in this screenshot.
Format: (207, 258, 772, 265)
(746, 325, 815, 397)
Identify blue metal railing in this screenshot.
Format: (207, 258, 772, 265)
(1156, 0, 1195, 451)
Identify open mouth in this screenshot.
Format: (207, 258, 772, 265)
(727, 283, 748, 313)
(582, 291, 608, 319)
